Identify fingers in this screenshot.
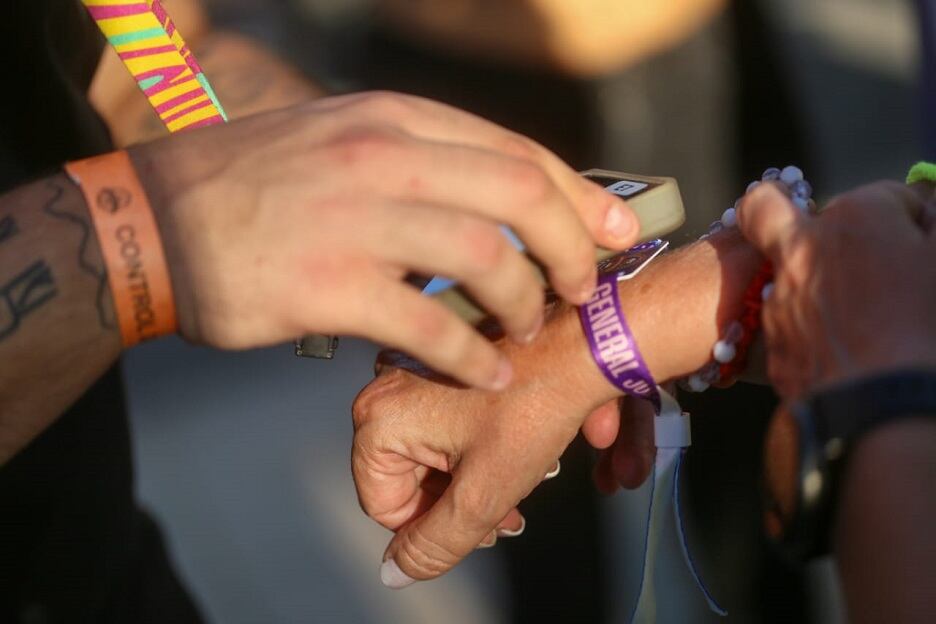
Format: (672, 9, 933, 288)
(581, 399, 621, 449)
(359, 280, 512, 390)
(737, 183, 804, 263)
(322, 91, 639, 261)
(610, 397, 656, 489)
(329, 132, 603, 304)
(592, 397, 655, 493)
(380, 464, 520, 587)
(364, 201, 545, 343)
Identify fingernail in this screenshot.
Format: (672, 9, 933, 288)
(576, 270, 598, 304)
(380, 558, 416, 589)
(477, 532, 497, 549)
(488, 358, 513, 391)
(544, 460, 561, 480)
(604, 201, 636, 242)
(497, 517, 526, 538)
(519, 314, 543, 345)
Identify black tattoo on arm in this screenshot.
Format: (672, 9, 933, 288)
(42, 181, 116, 330)
(0, 216, 17, 244)
(0, 261, 58, 341)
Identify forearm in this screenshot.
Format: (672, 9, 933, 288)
(0, 175, 121, 464)
(91, 27, 322, 145)
(834, 419, 936, 623)
(531, 228, 763, 407)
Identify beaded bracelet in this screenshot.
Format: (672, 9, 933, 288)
(681, 166, 816, 392)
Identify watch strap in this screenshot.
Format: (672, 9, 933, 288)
(787, 369, 936, 560)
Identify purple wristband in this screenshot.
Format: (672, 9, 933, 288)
(579, 272, 660, 412)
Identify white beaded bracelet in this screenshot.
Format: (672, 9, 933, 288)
(680, 165, 815, 393)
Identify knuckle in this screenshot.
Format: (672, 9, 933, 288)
(357, 90, 416, 119)
(396, 525, 459, 579)
(498, 134, 539, 161)
(458, 221, 508, 274)
(505, 161, 553, 206)
(351, 388, 377, 428)
(350, 371, 403, 427)
(328, 127, 404, 168)
(451, 479, 501, 529)
(407, 303, 453, 345)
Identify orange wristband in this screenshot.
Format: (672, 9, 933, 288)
(65, 151, 177, 347)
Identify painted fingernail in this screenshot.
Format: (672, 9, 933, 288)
(497, 517, 526, 538)
(380, 559, 416, 589)
(477, 532, 497, 549)
(604, 201, 636, 242)
(519, 314, 544, 345)
(488, 358, 513, 391)
(544, 460, 561, 480)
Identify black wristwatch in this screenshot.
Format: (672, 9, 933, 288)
(763, 369, 936, 561)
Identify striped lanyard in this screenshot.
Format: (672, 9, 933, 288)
(82, 0, 227, 133)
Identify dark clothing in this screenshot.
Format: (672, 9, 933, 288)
(918, 0, 936, 159)
(0, 2, 200, 622)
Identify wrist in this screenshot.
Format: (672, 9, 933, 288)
(127, 138, 217, 342)
(65, 150, 178, 346)
(566, 229, 763, 406)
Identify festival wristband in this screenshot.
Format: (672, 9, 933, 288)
(579, 272, 660, 412)
(65, 151, 177, 347)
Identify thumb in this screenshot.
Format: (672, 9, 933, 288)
(581, 399, 621, 449)
(737, 182, 804, 263)
(379, 461, 520, 588)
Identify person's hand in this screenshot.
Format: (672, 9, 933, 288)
(737, 181, 936, 398)
(351, 310, 604, 587)
(583, 397, 655, 493)
(352, 227, 768, 587)
(129, 91, 638, 389)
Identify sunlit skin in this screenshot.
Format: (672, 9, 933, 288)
(354, 180, 936, 621)
(2, 0, 640, 463)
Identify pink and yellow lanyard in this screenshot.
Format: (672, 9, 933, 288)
(82, 0, 227, 133)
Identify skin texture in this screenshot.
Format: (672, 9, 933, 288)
(738, 181, 936, 622)
(355, 179, 936, 613)
(739, 182, 936, 397)
(131, 93, 639, 381)
(352, 228, 763, 585)
(1, 4, 640, 463)
(377, 0, 728, 76)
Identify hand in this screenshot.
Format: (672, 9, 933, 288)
(352, 229, 765, 586)
(130, 91, 638, 389)
(738, 181, 936, 398)
(351, 310, 602, 587)
(583, 397, 655, 493)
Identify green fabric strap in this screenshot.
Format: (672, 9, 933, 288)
(906, 161, 936, 184)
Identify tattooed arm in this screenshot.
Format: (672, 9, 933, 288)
(89, 0, 323, 145)
(0, 176, 120, 463)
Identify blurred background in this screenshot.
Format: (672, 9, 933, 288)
(123, 0, 921, 621)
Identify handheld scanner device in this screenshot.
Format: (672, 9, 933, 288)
(294, 169, 684, 357)
(427, 169, 685, 325)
